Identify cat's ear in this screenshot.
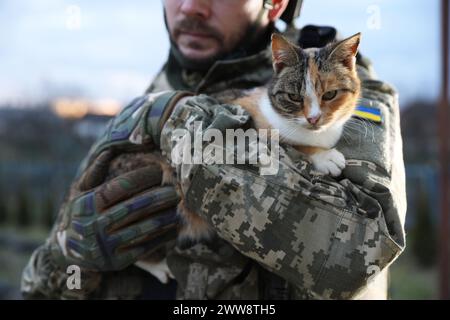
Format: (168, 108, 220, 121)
(271, 33, 298, 73)
(328, 33, 361, 70)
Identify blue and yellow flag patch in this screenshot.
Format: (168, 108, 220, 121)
(353, 105, 382, 123)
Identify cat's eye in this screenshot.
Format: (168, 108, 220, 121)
(322, 90, 338, 101)
(288, 93, 302, 102)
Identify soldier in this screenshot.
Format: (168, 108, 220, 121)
(21, 0, 406, 299)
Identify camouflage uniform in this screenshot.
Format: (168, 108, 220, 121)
(21, 26, 406, 299)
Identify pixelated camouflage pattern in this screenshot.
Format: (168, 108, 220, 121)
(21, 26, 406, 299)
(166, 236, 260, 299)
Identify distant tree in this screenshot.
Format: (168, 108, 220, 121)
(410, 184, 437, 268)
(0, 185, 7, 224)
(16, 186, 32, 228)
(42, 191, 56, 230)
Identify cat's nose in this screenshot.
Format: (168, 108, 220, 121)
(307, 115, 321, 125)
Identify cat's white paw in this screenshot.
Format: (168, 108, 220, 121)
(310, 148, 346, 177)
(134, 259, 174, 284)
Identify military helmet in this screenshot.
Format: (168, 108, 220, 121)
(263, 0, 303, 24)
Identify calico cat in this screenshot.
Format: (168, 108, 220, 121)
(237, 33, 361, 174)
(177, 32, 362, 241)
(134, 32, 362, 282)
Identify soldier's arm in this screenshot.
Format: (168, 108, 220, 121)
(160, 60, 406, 299)
(21, 93, 188, 299)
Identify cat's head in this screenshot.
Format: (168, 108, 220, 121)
(268, 32, 361, 131)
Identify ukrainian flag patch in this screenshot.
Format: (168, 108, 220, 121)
(353, 105, 382, 123)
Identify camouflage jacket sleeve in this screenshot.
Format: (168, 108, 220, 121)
(21, 92, 188, 299)
(160, 68, 406, 299)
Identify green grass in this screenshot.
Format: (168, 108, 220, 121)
(389, 248, 439, 299)
(0, 226, 48, 298)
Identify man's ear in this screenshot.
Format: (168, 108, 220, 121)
(267, 0, 290, 21)
(271, 33, 298, 73)
(328, 32, 361, 70)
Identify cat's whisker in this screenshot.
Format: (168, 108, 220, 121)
(343, 126, 357, 139)
(341, 131, 351, 145)
(345, 126, 364, 137)
(286, 117, 301, 124)
(344, 122, 365, 136)
(345, 117, 378, 149)
(347, 119, 369, 138)
(355, 117, 376, 143)
(367, 119, 376, 143)
(344, 120, 369, 149)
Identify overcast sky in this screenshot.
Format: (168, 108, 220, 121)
(0, 0, 441, 107)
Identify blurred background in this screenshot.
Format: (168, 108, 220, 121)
(0, 0, 447, 299)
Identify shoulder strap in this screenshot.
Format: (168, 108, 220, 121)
(298, 25, 338, 49)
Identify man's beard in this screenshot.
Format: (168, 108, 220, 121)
(166, 14, 260, 72)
